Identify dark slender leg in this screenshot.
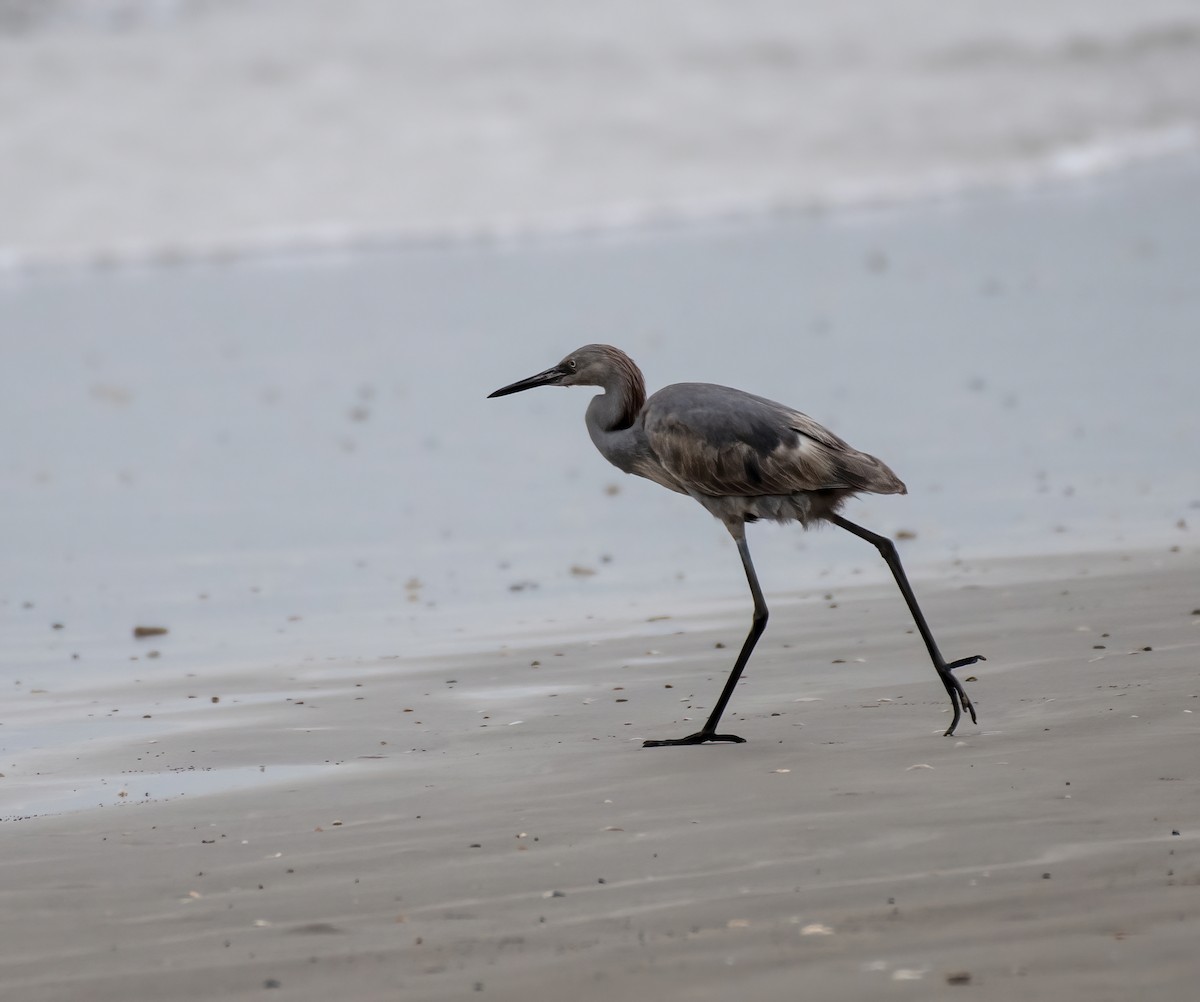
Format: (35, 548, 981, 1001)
(644, 534, 766, 747)
(828, 513, 984, 736)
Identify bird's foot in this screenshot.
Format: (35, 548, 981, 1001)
(643, 730, 747, 748)
(939, 654, 986, 736)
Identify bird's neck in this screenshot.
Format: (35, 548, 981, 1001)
(586, 357, 646, 432)
(583, 356, 649, 477)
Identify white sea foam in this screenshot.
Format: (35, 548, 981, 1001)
(3, 0, 1200, 272)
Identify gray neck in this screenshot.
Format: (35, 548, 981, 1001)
(585, 384, 633, 433)
(581, 350, 648, 473)
(585, 387, 646, 475)
(584, 354, 645, 432)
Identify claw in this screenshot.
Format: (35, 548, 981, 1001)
(643, 731, 747, 748)
(940, 654, 985, 736)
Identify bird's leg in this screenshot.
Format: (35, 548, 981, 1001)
(644, 534, 766, 747)
(828, 513, 984, 736)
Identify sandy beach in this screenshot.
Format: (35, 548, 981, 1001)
(2, 547, 1198, 1000)
(4, 5, 1200, 999)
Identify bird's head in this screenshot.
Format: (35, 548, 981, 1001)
(488, 344, 632, 397)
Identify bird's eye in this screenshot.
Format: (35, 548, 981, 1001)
(568, 359, 577, 370)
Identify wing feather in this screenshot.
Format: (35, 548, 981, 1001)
(642, 383, 905, 498)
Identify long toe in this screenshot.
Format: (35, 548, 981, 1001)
(643, 731, 747, 747)
(947, 654, 986, 670)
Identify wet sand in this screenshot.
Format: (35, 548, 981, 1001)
(2, 546, 1197, 1000)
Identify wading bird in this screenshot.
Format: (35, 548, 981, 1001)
(489, 345, 983, 747)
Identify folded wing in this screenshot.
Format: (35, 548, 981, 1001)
(642, 383, 906, 498)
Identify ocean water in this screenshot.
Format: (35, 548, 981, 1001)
(2, 0, 1200, 268)
(2, 2, 1198, 702)
(3, 158, 1198, 680)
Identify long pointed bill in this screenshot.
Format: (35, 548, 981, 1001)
(487, 366, 565, 398)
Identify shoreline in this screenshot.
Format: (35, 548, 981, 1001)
(9, 542, 1198, 797)
(5, 150, 1200, 280)
(5, 540, 1193, 815)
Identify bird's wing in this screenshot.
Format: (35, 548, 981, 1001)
(642, 383, 905, 497)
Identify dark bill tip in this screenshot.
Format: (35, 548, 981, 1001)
(487, 366, 564, 398)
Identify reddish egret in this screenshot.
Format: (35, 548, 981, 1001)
(489, 344, 983, 747)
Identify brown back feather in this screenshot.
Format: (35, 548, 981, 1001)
(643, 385, 906, 498)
